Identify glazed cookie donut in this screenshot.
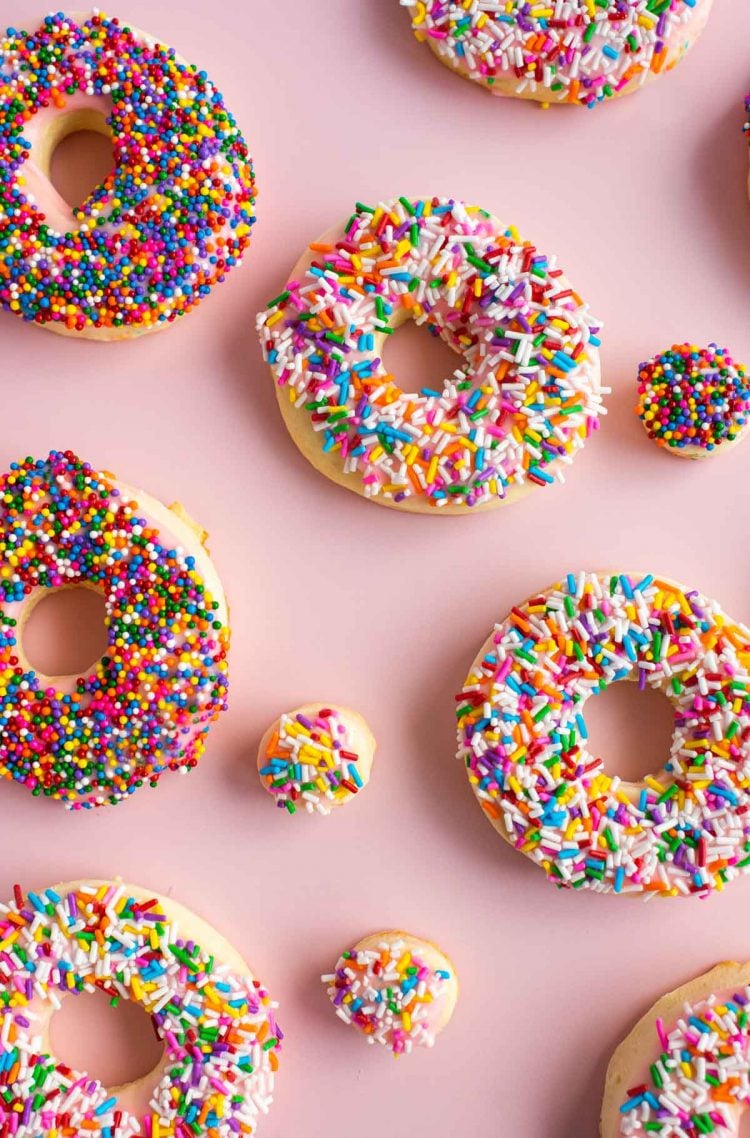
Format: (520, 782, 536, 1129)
(322, 931, 458, 1055)
(257, 703, 376, 815)
(0, 879, 281, 1137)
(636, 344, 750, 459)
(402, 0, 713, 108)
(457, 571, 750, 896)
(601, 961, 750, 1136)
(0, 11, 255, 339)
(0, 451, 229, 808)
(258, 196, 604, 514)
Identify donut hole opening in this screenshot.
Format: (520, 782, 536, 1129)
(49, 125, 114, 210)
(584, 681, 676, 786)
(50, 987, 164, 1093)
(22, 586, 108, 683)
(382, 318, 464, 396)
(740, 1111, 750, 1137)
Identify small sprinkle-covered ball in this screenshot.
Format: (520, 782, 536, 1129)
(636, 343, 750, 458)
(257, 703, 375, 816)
(322, 931, 458, 1056)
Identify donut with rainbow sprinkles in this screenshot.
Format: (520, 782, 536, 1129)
(601, 960, 750, 1136)
(402, 0, 713, 108)
(258, 195, 604, 515)
(0, 11, 255, 339)
(0, 879, 281, 1138)
(457, 571, 750, 897)
(0, 451, 229, 809)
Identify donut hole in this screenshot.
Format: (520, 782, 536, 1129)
(22, 585, 108, 685)
(584, 681, 676, 786)
(382, 316, 464, 396)
(740, 1110, 750, 1137)
(50, 987, 164, 1095)
(48, 111, 114, 210)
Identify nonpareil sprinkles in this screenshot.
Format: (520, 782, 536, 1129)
(402, 0, 704, 107)
(618, 986, 750, 1134)
(0, 452, 229, 808)
(0, 11, 255, 334)
(0, 882, 281, 1137)
(457, 572, 750, 896)
(259, 708, 362, 815)
(258, 196, 604, 509)
(636, 344, 750, 453)
(322, 939, 452, 1055)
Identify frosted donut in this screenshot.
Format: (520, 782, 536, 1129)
(636, 344, 750, 459)
(601, 961, 750, 1136)
(0, 11, 255, 339)
(457, 571, 750, 896)
(257, 195, 604, 514)
(401, 1, 713, 108)
(322, 931, 458, 1055)
(0, 451, 229, 808)
(257, 703, 375, 815)
(0, 879, 281, 1137)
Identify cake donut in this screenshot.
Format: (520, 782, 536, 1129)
(601, 961, 750, 1136)
(402, 0, 713, 108)
(257, 703, 375, 815)
(322, 931, 458, 1055)
(637, 344, 750, 458)
(0, 451, 229, 808)
(258, 196, 604, 514)
(457, 571, 750, 896)
(0, 11, 255, 339)
(0, 879, 281, 1137)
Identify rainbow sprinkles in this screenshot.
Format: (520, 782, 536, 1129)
(402, 0, 712, 108)
(0, 11, 255, 337)
(0, 881, 281, 1138)
(258, 196, 604, 513)
(457, 571, 750, 897)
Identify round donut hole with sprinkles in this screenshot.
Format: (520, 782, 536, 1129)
(322, 931, 458, 1056)
(457, 571, 750, 898)
(636, 343, 750, 459)
(257, 703, 376, 816)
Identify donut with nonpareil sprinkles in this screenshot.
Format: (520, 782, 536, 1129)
(0, 879, 281, 1138)
(0, 452, 229, 808)
(636, 344, 750, 458)
(322, 931, 458, 1055)
(0, 11, 255, 340)
(457, 571, 750, 897)
(258, 196, 604, 514)
(401, 0, 713, 108)
(601, 961, 750, 1137)
(257, 703, 376, 816)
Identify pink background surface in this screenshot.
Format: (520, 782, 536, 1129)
(4, 1, 750, 1135)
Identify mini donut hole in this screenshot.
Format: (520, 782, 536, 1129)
(21, 585, 108, 685)
(45, 108, 114, 210)
(739, 1110, 750, 1137)
(50, 986, 164, 1096)
(381, 313, 465, 396)
(583, 679, 676, 787)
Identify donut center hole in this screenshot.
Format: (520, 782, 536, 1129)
(585, 682, 675, 786)
(50, 126, 114, 209)
(739, 1111, 750, 1137)
(382, 319, 463, 396)
(22, 586, 108, 681)
(50, 988, 164, 1091)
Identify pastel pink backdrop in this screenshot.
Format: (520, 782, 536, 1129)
(3, 2, 750, 1135)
